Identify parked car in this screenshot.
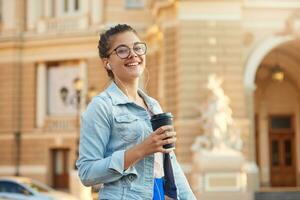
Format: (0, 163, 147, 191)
(0, 176, 78, 200)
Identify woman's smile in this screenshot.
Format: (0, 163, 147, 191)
(125, 62, 139, 67)
(123, 58, 144, 75)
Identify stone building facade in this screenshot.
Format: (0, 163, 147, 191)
(0, 0, 300, 196)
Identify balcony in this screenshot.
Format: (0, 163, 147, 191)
(37, 15, 89, 33)
(44, 116, 78, 132)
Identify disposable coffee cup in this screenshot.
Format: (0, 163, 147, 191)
(150, 112, 175, 150)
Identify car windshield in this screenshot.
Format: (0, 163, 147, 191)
(21, 180, 53, 193)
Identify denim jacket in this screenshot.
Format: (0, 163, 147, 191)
(76, 82, 196, 200)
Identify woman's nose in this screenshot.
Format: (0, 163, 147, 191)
(128, 48, 138, 58)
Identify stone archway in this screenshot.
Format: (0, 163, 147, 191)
(244, 35, 294, 90)
(243, 34, 299, 187)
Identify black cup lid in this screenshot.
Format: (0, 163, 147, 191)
(150, 112, 173, 121)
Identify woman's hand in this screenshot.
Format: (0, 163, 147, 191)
(124, 125, 176, 169)
(138, 125, 177, 156)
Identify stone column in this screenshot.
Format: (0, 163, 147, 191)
(297, 96, 300, 186)
(80, 0, 89, 14)
(2, 0, 16, 30)
(44, 0, 52, 18)
(26, 0, 38, 30)
(79, 0, 89, 29)
(36, 63, 47, 128)
(259, 99, 270, 186)
(245, 86, 256, 162)
(244, 86, 259, 192)
(37, 0, 51, 33)
(91, 0, 103, 25)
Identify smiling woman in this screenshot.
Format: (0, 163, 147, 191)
(76, 24, 196, 200)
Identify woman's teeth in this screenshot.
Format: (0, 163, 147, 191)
(126, 62, 139, 67)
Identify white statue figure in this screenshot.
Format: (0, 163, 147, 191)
(192, 74, 242, 152)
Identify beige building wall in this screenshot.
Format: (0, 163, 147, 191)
(105, 0, 153, 28)
(173, 1, 252, 175)
(0, 62, 18, 133)
(21, 62, 36, 132)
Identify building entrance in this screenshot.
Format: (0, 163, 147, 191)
(269, 115, 296, 187)
(51, 148, 70, 189)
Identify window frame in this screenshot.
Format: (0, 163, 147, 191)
(58, 0, 81, 17)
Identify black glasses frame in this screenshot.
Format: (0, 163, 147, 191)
(107, 42, 147, 59)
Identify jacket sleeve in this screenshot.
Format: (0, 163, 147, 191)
(76, 96, 137, 186)
(171, 151, 197, 200)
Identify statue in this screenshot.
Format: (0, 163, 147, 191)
(190, 75, 256, 200)
(192, 74, 242, 152)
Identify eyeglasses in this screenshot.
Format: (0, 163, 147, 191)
(107, 42, 147, 59)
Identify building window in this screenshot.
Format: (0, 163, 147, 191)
(47, 66, 80, 116)
(125, 0, 145, 9)
(74, 0, 79, 11)
(61, 0, 80, 15)
(270, 116, 292, 130)
(64, 0, 69, 12)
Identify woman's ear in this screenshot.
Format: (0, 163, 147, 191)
(106, 63, 111, 70)
(103, 59, 110, 70)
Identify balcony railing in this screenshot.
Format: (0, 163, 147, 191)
(44, 116, 79, 132)
(37, 15, 89, 33)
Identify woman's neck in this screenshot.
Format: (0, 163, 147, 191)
(114, 78, 139, 101)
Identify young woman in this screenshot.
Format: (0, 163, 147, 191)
(76, 24, 196, 200)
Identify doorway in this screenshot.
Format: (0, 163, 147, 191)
(269, 115, 296, 187)
(51, 148, 70, 189)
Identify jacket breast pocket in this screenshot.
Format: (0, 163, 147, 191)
(114, 114, 141, 142)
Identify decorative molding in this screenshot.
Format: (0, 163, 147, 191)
(179, 13, 241, 21)
(277, 12, 300, 36)
(204, 172, 246, 192)
(244, 0, 300, 9)
(0, 132, 76, 139)
(25, 51, 97, 63)
(0, 165, 47, 174)
(36, 62, 47, 128)
(178, 2, 241, 21)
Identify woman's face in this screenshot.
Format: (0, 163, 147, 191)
(105, 31, 146, 82)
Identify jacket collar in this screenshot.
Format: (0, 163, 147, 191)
(106, 82, 156, 110)
(106, 82, 130, 105)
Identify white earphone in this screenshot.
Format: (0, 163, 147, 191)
(106, 63, 112, 70)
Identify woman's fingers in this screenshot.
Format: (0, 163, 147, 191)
(154, 135, 176, 148)
(154, 125, 173, 135)
(162, 136, 177, 145)
(157, 131, 176, 140)
(142, 125, 177, 155)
